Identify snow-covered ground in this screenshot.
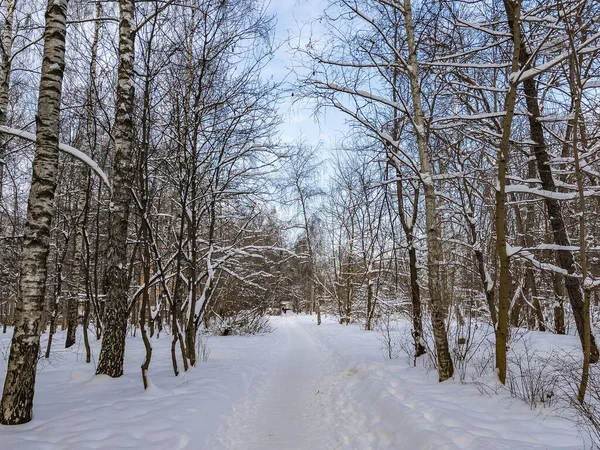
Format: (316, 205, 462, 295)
(0, 315, 585, 449)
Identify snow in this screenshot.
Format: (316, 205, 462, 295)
(511, 31, 600, 82)
(326, 82, 408, 113)
(0, 327, 283, 449)
(0, 315, 585, 449)
(505, 184, 598, 201)
(583, 80, 600, 89)
(0, 126, 111, 190)
(583, 276, 600, 289)
(209, 318, 334, 449)
(456, 19, 511, 37)
(484, 268, 493, 292)
(421, 172, 433, 187)
(507, 244, 570, 276)
(299, 317, 582, 449)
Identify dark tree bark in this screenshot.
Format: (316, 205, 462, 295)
(65, 185, 86, 349)
(496, 0, 522, 385)
(504, 1, 599, 363)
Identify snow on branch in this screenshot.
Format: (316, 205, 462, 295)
(583, 80, 600, 89)
(504, 184, 599, 200)
(510, 31, 600, 83)
(432, 111, 508, 123)
(0, 126, 111, 190)
(507, 244, 569, 277)
(324, 82, 408, 113)
(456, 19, 511, 37)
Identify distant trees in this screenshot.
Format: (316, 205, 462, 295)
(282, 142, 324, 324)
(297, 0, 600, 389)
(299, 0, 457, 380)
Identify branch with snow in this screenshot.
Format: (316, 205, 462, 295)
(0, 126, 111, 190)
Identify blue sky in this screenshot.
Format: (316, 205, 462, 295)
(264, 0, 349, 155)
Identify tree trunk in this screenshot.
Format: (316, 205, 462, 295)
(394, 176, 426, 356)
(140, 221, 152, 389)
(512, 192, 545, 331)
(553, 272, 566, 334)
(46, 244, 68, 359)
(0, 0, 69, 424)
(504, 0, 599, 363)
(66, 189, 86, 348)
(96, 0, 136, 377)
(564, 48, 592, 403)
(402, 0, 452, 380)
(496, 0, 522, 385)
(0, 0, 16, 205)
(365, 266, 373, 331)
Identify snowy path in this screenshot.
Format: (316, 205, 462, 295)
(0, 315, 587, 449)
(211, 315, 584, 450)
(211, 317, 349, 449)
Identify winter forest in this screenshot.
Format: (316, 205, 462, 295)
(0, 0, 600, 447)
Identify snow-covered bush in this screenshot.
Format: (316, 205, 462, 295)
(207, 308, 273, 336)
(505, 341, 558, 409)
(554, 355, 600, 447)
(196, 334, 211, 363)
(376, 311, 401, 360)
(448, 314, 495, 383)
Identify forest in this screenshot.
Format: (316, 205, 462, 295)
(0, 0, 600, 447)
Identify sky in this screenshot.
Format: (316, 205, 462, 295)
(263, 0, 349, 157)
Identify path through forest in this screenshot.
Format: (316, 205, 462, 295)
(211, 316, 363, 449)
(210, 315, 583, 450)
(0, 315, 585, 449)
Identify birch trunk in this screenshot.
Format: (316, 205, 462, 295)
(65, 187, 86, 348)
(96, 0, 136, 377)
(0, 0, 16, 205)
(402, 0, 452, 380)
(390, 43, 425, 353)
(0, 0, 69, 424)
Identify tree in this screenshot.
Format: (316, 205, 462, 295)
(96, 0, 136, 378)
(495, 0, 522, 385)
(283, 142, 324, 324)
(0, 0, 70, 424)
(300, 0, 454, 381)
(0, 0, 17, 204)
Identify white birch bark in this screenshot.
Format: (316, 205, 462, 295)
(0, 0, 16, 205)
(0, 0, 69, 424)
(96, 0, 136, 377)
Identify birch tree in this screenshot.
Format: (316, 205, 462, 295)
(283, 142, 324, 325)
(0, 0, 69, 424)
(0, 0, 17, 203)
(96, 0, 136, 378)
